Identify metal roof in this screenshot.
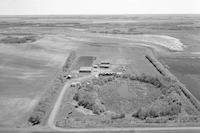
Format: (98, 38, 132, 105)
(79, 67, 92, 71)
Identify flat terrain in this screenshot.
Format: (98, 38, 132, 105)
(54, 44, 200, 128)
(0, 15, 200, 132)
(0, 34, 71, 127)
(159, 57, 200, 102)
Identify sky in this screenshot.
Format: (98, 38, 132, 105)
(0, 0, 199, 15)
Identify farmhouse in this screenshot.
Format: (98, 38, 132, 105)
(79, 67, 92, 73)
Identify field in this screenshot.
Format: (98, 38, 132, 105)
(72, 56, 95, 70)
(55, 46, 200, 128)
(159, 57, 200, 102)
(0, 15, 200, 132)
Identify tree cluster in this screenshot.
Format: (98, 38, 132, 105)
(73, 86, 105, 115)
(63, 51, 76, 72)
(132, 92, 182, 122)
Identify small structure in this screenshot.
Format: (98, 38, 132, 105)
(79, 67, 92, 73)
(116, 72, 123, 75)
(55, 120, 65, 128)
(65, 75, 72, 79)
(100, 61, 110, 65)
(111, 113, 125, 120)
(70, 82, 81, 87)
(93, 64, 98, 68)
(99, 64, 109, 68)
(99, 71, 116, 76)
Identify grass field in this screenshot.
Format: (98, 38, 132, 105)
(0, 33, 72, 127)
(55, 38, 200, 128)
(56, 70, 200, 128)
(72, 56, 95, 70)
(1, 15, 200, 130)
(159, 57, 200, 102)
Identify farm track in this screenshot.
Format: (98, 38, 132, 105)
(46, 73, 200, 132)
(47, 74, 94, 130)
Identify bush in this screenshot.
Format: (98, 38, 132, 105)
(91, 78, 102, 85)
(73, 93, 79, 101)
(74, 85, 105, 115)
(121, 73, 131, 79)
(28, 115, 41, 125)
(27, 74, 64, 126)
(111, 113, 125, 120)
(132, 93, 182, 120)
(28, 111, 44, 125)
(132, 108, 148, 120)
(129, 75, 137, 80)
(166, 84, 182, 95)
(145, 117, 168, 123)
(55, 120, 65, 127)
(85, 82, 94, 91)
(92, 104, 104, 115)
(107, 76, 115, 82)
(178, 116, 199, 123)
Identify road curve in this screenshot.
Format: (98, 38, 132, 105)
(47, 75, 200, 132)
(48, 75, 93, 129)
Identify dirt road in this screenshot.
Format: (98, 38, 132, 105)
(47, 74, 200, 132)
(47, 74, 94, 129)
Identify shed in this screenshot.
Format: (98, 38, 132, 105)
(93, 64, 98, 68)
(79, 67, 92, 73)
(99, 64, 110, 68)
(100, 61, 110, 65)
(99, 71, 116, 76)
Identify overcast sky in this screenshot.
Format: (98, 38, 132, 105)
(0, 0, 199, 15)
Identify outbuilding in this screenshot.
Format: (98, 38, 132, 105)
(79, 67, 92, 73)
(93, 64, 98, 68)
(70, 82, 81, 87)
(99, 70, 116, 76)
(99, 64, 109, 68)
(100, 61, 110, 65)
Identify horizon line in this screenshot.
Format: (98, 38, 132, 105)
(0, 13, 200, 17)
